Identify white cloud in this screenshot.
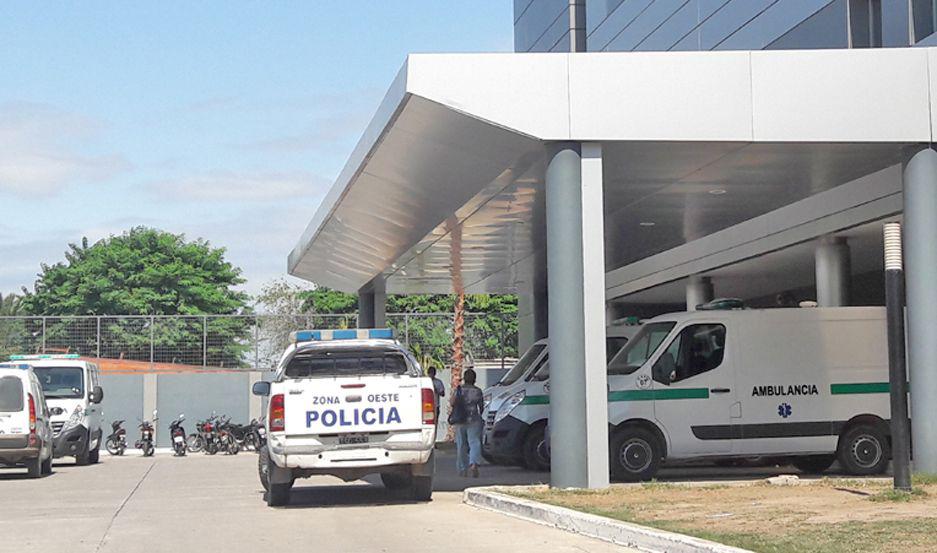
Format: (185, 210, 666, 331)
(0, 101, 130, 197)
(147, 170, 331, 201)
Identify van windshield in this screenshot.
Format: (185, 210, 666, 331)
(284, 348, 410, 378)
(497, 344, 545, 386)
(0, 376, 24, 412)
(33, 367, 84, 399)
(608, 322, 676, 375)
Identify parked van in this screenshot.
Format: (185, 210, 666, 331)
(11, 355, 104, 464)
(606, 307, 893, 481)
(482, 323, 639, 469)
(0, 363, 54, 477)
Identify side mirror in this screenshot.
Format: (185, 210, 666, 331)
(252, 381, 271, 396)
(90, 385, 104, 404)
(152, 409, 158, 419)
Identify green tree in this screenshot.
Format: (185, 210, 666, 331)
(0, 293, 25, 316)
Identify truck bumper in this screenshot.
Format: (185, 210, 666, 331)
(268, 429, 435, 474)
(53, 424, 88, 458)
(0, 434, 41, 464)
(483, 415, 528, 461)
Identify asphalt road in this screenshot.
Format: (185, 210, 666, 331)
(0, 451, 633, 553)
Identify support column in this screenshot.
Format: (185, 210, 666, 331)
(815, 236, 851, 307)
(686, 276, 714, 311)
(903, 147, 937, 473)
(357, 277, 387, 328)
(546, 142, 609, 489)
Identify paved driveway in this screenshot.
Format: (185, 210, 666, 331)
(0, 452, 631, 553)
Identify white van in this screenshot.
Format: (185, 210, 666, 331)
(606, 307, 893, 481)
(0, 364, 54, 477)
(11, 355, 104, 464)
(482, 323, 639, 470)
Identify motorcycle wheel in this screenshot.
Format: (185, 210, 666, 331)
(186, 434, 204, 453)
(106, 437, 121, 456)
(225, 435, 239, 455)
(174, 443, 186, 456)
(143, 443, 154, 457)
(205, 441, 218, 455)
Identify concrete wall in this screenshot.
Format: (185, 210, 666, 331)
(99, 373, 144, 435)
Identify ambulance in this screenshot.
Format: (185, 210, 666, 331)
(252, 329, 437, 507)
(606, 306, 894, 481)
(482, 322, 638, 470)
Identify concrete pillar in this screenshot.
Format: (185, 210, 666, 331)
(815, 236, 851, 307)
(545, 142, 609, 489)
(686, 276, 714, 311)
(357, 277, 387, 328)
(903, 147, 937, 473)
(143, 373, 158, 444)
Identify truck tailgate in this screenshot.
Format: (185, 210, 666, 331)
(283, 375, 423, 435)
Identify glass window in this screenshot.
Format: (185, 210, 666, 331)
(608, 322, 676, 375)
(32, 367, 84, 399)
(606, 337, 630, 362)
(913, 0, 937, 42)
(652, 324, 727, 386)
(530, 355, 550, 382)
(284, 349, 409, 378)
(497, 344, 545, 386)
(0, 376, 24, 412)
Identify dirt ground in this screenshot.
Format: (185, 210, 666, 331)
(512, 477, 937, 553)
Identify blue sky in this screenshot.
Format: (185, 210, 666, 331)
(0, 1, 512, 298)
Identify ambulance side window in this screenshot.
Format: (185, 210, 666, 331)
(652, 324, 726, 385)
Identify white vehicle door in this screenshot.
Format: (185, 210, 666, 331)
(650, 322, 736, 456)
(0, 374, 27, 435)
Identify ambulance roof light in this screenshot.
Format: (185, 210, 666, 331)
(290, 328, 395, 344)
(9, 354, 81, 360)
(0, 363, 33, 370)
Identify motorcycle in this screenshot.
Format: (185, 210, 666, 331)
(215, 415, 240, 455)
(135, 410, 158, 457)
(200, 413, 221, 455)
(169, 414, 187, 457)
(105, 420, 127, 456)
(248, 417, 266, 451)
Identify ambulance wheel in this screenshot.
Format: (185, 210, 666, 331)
(791, 455, 835, 474)
(381, 472, 411, 490)
(410, 476, 433, 501)
(266, 482, 291, 507)
(838, 424, 889, 476)
(610, 427, 662, 482)
(522, 423, 550, 472)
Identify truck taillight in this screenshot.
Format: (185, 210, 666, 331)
(270, 394, 285, 432)
(421, 388, 435, 425)
(27, 393, 36, 433)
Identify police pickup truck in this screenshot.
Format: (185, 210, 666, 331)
(253, 329, 437, 507)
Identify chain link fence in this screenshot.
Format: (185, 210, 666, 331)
(0, 313, 517, 372)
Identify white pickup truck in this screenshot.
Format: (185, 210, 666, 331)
(253, 329, 437, 507)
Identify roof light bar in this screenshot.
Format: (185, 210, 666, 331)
(0, 363, 33, 370)
(290, 328, 394, 344)
(9, 354, 81, 360)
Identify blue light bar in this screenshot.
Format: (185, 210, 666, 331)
(290, 328, 395, 343)
(0, 363, 32, 370)
(9, 354, 80, 360)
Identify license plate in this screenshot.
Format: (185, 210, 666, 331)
(258, 427, 266, 436)
(173, 436, 184, 444)
(338, 434, 368, 445)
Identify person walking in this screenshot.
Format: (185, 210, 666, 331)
(427, 367, 445, 424)
(448, 368, 485, 477)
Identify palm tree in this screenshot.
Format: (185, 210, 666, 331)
(0, 293, 24, 316)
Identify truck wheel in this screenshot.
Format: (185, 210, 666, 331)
(791, 455, 835, 474)
(26, 457, 42, 478)
(410, 476, 433, 501)
(41, 454, 52, 475)
(381, 473, 411, 490)
(267, 482, 291, 507)
(258, 445, 270, 491)
(610, 427, 662, 482)
(75, 444, 91, 466)
(838, 424, 889, 475)
(522, 424, 550, 472)
(89, 443, 100, 464)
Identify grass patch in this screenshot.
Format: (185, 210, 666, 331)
(912, 473, 937, 486)
(869, 487, 928, 503)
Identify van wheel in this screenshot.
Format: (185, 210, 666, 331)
(41, 455, 52, 475)
(610, 427, 662, 482)
(791, 455, 835, 474)
(26, 457, 42, 478)
(838, 424, 889, 475)
(410, 476, 433, 501)
(522, 423, 550, 472)
(267, 482, 291, 507)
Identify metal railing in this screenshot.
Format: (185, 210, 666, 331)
(0, 313, 518, 372)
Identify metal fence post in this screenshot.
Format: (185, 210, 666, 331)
(253, 319, 260, 370)
(96, 316, 101, 358)
(41, 317, 46, 354)
(405, 314, 410, 347)
(203, 316, 208, 367)
(149, 315, 155, 369)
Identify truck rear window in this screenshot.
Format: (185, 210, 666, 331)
(0, 376, 24, 412)
(284, 349, 409, 378)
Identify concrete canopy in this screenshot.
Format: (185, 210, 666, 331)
(289, 49, 937, 298)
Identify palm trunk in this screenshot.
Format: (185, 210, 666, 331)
(446, 291, 466, 441)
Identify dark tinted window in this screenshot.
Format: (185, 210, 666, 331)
(498, 344, 545, 386)
(606, 337, 629, 361)
(33, 367, 84, 399)
(652, 324, 727, 386)
(285, 349, 409, 378)
(0, 376, 24, 412)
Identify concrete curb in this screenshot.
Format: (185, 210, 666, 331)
(463, 487, 752, 553)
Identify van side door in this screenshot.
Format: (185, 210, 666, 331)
(650, 322, 735, 457)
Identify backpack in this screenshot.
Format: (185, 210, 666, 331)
(447, 386, 468, 425)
